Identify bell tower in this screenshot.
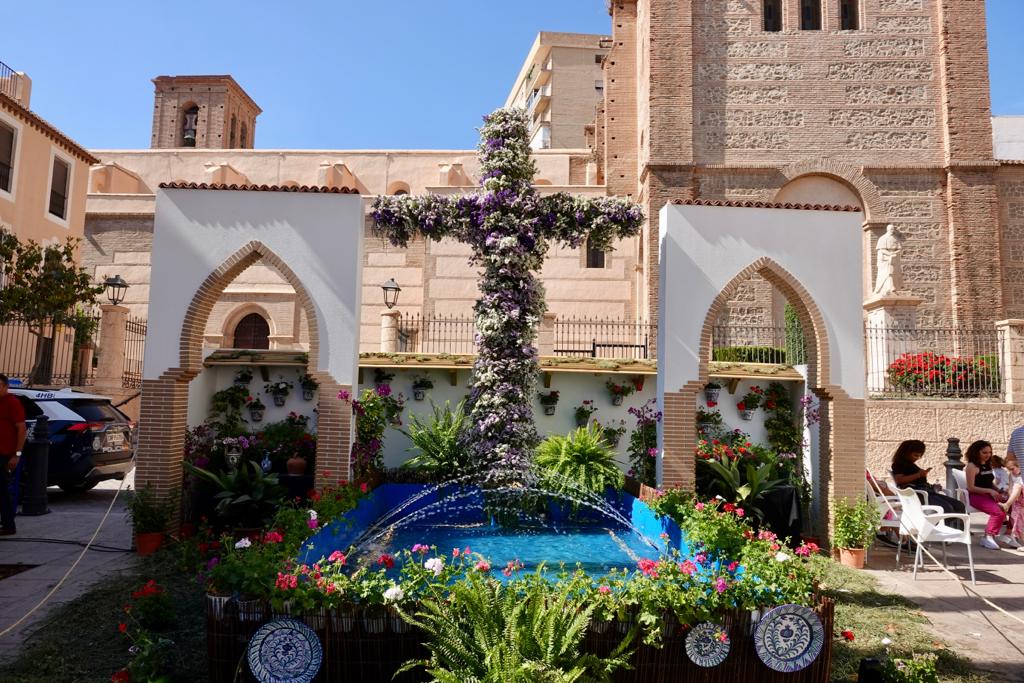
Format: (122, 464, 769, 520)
(150, 75, 261, 149)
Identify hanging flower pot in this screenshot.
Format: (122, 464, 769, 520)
(225, 444, 242, 468)
(273, 394, 287, 407)
(413, 388, 426, 401)
(740, 409, 755, 421)
(607, 433, 621, 448)
(612, 394, 624, 406)
(302, 388, 315, 401)
(543, 405, 556, 416)
(704, 383, 721, 405)
(575, 415, 590, 428)
(698, 422, 713, 436)
(249, 407, 264, 423)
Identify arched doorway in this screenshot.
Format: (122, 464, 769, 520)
(231, 313, 270, 349)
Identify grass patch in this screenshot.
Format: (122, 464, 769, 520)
(816, 557, 990, 683)
(0, 548, 205, 683)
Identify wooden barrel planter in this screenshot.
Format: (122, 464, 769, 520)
(206, 598, 833, 682)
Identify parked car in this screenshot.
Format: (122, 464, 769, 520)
(10, 388, 136, 492)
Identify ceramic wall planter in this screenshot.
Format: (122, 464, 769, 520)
(740, 409, 755, 421)
(704, 388, 720, 404)
(302, 388, 315, 401)
(612, 394, 624, 406)
(273, 395, 287, 407)
(413, 389, 426, 401)
(249, 407, 264, 423)
(543, 405, 556, 416)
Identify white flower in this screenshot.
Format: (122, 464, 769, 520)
(881, 637, 892, 646)
(383, 585, 405, 603)
(234, 537, 252, 549)
(308, 509, 318, 521)
(424, 557, 444, 576)
(775, 552, 791, 562)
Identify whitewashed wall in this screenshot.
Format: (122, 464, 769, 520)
(186, 363, 319, 431)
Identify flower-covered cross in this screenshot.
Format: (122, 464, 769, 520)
(372, 109, 644, 485)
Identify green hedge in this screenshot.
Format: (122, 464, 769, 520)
(712, 346, 787, 364)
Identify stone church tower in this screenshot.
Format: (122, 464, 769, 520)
(150, 75, 261, 149)
(599, 0, 1004, 329)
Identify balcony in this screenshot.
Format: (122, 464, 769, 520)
(526, 84, 552, 116)
(0, 60, 29, 106)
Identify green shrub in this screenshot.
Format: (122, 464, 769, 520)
(712, 346, 787, 364)
(833, 499, 881, 550)
(401, 400, 471, 481)
(125, 486, 176, 534)
(536, 424, 624, 496)
(882, 653, 939, 683)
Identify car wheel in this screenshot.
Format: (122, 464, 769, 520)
(57, 480, 99, 493)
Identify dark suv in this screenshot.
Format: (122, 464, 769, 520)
(11, 388, 136, 492)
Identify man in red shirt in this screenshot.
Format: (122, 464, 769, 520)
(0, 374, 26, 535)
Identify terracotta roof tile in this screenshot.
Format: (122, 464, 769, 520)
(999, 159, 1024, 166)
(0, 93, 98, 165)
(670, 198, 861, 212)
(158, 182, 359, 194)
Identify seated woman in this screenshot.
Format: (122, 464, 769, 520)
(965, 440, 1015, 550)
(890, 440, 966, 521)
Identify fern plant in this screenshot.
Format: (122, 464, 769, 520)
(398, 572, 631, 682)
(535, 424, 625, 497)
(400, 400, 470, 481)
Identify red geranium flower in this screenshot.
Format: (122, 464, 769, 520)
(118, 622, 127, 634)
(841, 630, 855, 642)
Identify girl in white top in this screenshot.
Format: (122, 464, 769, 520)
(992, 455, 1010, 499)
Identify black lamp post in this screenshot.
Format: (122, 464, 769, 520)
(104, 274, 130, 306)
(382, 279, 401, 309)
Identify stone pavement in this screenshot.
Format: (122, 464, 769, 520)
(0, 475, 137, 663)
(864, 513, 1024, 681)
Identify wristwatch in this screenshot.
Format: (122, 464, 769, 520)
(14, 451, 21, 457)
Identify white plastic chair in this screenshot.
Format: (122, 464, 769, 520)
(897, 487, 975, 585)
(867, 472, 942, 565)
(950, 468, 982, 524)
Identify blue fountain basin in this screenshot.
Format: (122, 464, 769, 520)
(300, 484, 688, 575)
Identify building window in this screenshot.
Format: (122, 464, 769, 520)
(48, 156, 70, 220)
(232, 313, 270, 349)
(0, 121, 14, 194)
(229, 115, 237, 148)
(801, 0, 821, 29)
(594, 54, 603, 64)
(240, 122, 248, 149)
(181, 104, 199, 147)
(763, 0, 782, 31)
(840, 0, 859, 29)
(585, 239, 606, 269)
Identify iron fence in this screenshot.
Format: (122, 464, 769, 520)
(123, 316, 147, 389)
(396, 314, 477, 355)
(711, 324, 807, 365)
(0, 314, 99, 386)
(553, 317, 655, 360)
(866, 325, 1002, 399)
(0, 60, 19, 102)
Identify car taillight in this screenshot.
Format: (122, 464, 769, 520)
(67, 422, 105, 433)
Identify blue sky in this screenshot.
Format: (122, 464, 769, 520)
(3, 0, 1022, 150)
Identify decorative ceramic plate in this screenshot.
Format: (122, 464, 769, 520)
(247, 618, 322, 683)
(685, 621, 731, 667)
(753, 604, 824, 673)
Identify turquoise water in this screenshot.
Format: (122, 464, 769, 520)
(385, 522, 661, 576)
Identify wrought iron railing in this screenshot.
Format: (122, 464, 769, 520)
(866, 325, 1002, 399)
(0, 314, 99, 386)
(0, 60, 19, 102)
(711, 324, 807, 365)
(396, 314, 477, 355)
(123, 316, 147, 389)
(553, 318, 655, 360)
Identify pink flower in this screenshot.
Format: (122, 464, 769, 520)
(695, 553, 707, 564)
(475, 560, 491, 572)
(328, 551, 346, 564)
(727, 561, 739, 572)
(452, 548, 461, 558)
(695, 502, 705, 511)
(647, 447, 658, 458)
(637, 559, 659, 578)
(598, 585, 611, 594)
(264, 531, 284, 544)
(678, 560, 697, 576)
(716, 631, 728, 643)
(715, 577, 728, 594)
(307, 519, 318, 530)
(411, 544, 429, 554)
(360, 482, 368, 493)
(735, 508, 745, 518)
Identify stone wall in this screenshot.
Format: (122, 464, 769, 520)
(866, 400, 1024, 476)
(999, 167, 1024, 318)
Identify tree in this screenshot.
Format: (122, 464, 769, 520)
(372, 109, 644, 487)
(0, 234, 103, 384)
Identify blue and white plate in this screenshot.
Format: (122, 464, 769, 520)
(753, 604, 824, 673)
(247, 618, 322, 683)
(685, 621, 731, 667)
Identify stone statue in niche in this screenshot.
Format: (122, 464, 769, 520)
(872, 224, 904, 296)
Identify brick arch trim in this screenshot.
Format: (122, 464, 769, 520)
(777, 158, 883, 223)
(697, 256, 830, 390)
(177, 240, 320, 377)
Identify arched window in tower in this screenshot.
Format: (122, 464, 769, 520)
(240, 122, 249, 149)
(232, 313, 270, 349)
(229, 115, 237, 148)
(840, 0, 859, 30)
(800, 0, 821, 29)
(181, 104, 199, 147)
(763, 0, 781, 31)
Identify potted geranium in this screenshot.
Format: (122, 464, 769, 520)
(833, 499, 881, 569)
(126, 485, 174, 556)
(605, 379, 636, 406)
(411, 376, 433, 401)
(601, 420, 627, 448)
(736, 385, 763, 420)
(696, 407, 723, 436)
(373, 368, 395, 391)
(538, 391, 560, 416)
(574, 400, 599, 427)
(298, 373, 319, 401)
(246, 395, 266, 423)
(234, 367, 253, 388)
(264, 378, 293, 407)
(704, 381, 722, 406)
